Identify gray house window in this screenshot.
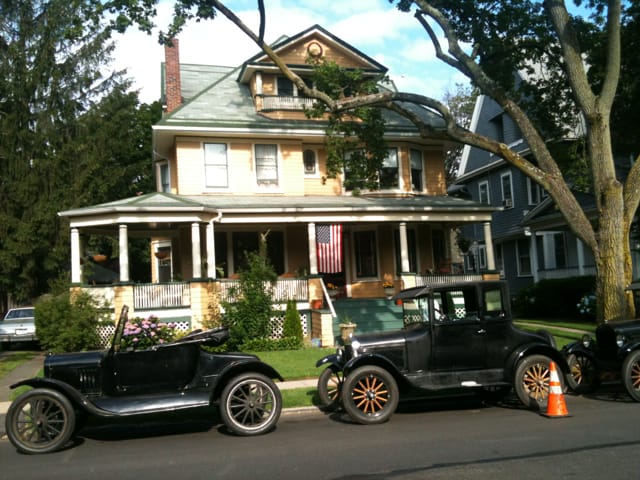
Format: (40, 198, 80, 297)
(379, 148, 399, 189)
(501, 172, 513, 208)
(478, 180, 490, 204)
(517, 238, 532, 276)
(159, 163, 170, 192)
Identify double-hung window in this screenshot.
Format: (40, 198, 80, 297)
(204, 143, 228, 188)
(255, 144, 279, 186)
(379, 148, 399, 189)
(478, 180, 490, 204)
(501, 171, 513, 208)
(410, 148, 423, 191)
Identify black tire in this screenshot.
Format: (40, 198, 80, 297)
(317, 366, 343, 411)
(219, 373, 282, 436)
(566, 353, 600, 394)
(514, 355, 562, 410)
(622, 350, 640, 402)
(342, 366, 399, 425)
(5, 388, 76, 454)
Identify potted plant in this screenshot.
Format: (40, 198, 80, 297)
(327, 283, 339, 299)
(382, 274, 395, 298)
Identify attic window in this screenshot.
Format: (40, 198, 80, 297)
(277, 77, 294, 96)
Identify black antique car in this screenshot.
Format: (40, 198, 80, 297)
(562, 293, 640, 400)
(317, 280, 568, 424)
(5, 306, 283, 454)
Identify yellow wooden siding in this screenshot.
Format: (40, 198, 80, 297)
(425, 149, 446, 195)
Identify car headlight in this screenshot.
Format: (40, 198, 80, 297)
(350, 340, 360, 357)
(616, 334, 626, 348)
(581, 334, 593, 348)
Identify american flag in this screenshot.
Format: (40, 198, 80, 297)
(316, 224, 343, 273)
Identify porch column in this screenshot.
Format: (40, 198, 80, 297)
(308, 222, 318, 275)
(399, 222, 410, 273)
(530, 229, 539, 282)
(576, 237, 585, 276)
(192, 222, 202, 279)
(483, 222, 496, 270)
(70, 228, 81, 283)
(119, 224, 130, 282)
(206, 221, 216, 279)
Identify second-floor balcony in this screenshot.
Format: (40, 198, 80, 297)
(259, 95, 316, 112)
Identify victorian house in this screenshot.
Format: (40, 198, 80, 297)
(59, 25, 497, 345)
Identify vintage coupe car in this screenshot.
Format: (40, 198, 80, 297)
(0, 307, 37, 347)
(563, 318, 640, 401)
(5, 307, 283, 454)
(317, 280, 568, 424)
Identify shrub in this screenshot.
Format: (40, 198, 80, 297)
(282, 299, 303, 348)
(35, 290, 110, 352)
(223, 246, 277, 349)
(513, 276, 596, 319)
(120, 316, 177, 350)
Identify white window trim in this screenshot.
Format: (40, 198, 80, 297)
(253, 143, 282, 191)
(203, 142, 230, 190)
(516, 239, 533, 277)
(350, 226, 380, 280)
(303, 148, 319, 178)
(157, 161, 170, 193)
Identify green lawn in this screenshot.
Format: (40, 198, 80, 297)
(248, 347, 333, 380)
(0, 351, 38, 378)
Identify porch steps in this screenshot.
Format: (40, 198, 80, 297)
(330, 298, 403, 338)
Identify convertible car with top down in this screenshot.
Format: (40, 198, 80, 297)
(5, 306, 283, 454)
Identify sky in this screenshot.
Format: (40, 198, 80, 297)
(111, 0, 468, 105)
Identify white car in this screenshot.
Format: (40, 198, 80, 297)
(0, 307, 37, 347)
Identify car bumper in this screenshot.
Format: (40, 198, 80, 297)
(0, 333, 37, 343)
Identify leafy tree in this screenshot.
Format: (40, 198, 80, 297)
(0, 1, 161, 302)
(441, 83, 479, 183)
(222, 236, 278, 349)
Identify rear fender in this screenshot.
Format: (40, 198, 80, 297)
(344, 354, 410, 392)
(506, 344, 570, 379)
(212, 360, 284, 400)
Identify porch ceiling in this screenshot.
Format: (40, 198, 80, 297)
(59, 192, 497, 233)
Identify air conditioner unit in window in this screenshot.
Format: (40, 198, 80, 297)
(502, 198, 513, 208)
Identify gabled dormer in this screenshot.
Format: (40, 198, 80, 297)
(236, 25, 388, 119)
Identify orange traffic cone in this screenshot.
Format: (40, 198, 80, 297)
(541, 361, 570, 418)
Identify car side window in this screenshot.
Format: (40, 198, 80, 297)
(433, 289, 479, 323)
(483, 288, 505, 320)
(402, 297, 430, 325)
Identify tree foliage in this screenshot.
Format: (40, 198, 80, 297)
(0, 0, 161, 302)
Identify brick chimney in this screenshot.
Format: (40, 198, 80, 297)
(164, 39, 182, 113)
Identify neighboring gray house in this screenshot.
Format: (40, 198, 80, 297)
(452, 93, 598, 294)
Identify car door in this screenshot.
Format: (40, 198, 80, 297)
(431, 286, 486, 371)
(109, 343, 200, 395)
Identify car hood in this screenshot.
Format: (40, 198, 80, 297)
(597, 319, 640, 342)
(352, 329, 407, 348)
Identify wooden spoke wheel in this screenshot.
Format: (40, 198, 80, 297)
(342, 366, 398, 425)
(566, 353, 599, 394)
(317, 366, 343, 411)
(622, 350, 640, 402)
(514, 355, 561, 410)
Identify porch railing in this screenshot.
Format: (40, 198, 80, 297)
(218, 278, 309, 303)
(415, 274, 484, 286)
(133, 282, 191, 310)
(260, 95, 316, 111)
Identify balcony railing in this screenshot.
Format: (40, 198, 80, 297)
(537, 266, 596, 280)
(260, 95, 316, 112)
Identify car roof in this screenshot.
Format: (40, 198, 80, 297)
(393, 281, 506, 301)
